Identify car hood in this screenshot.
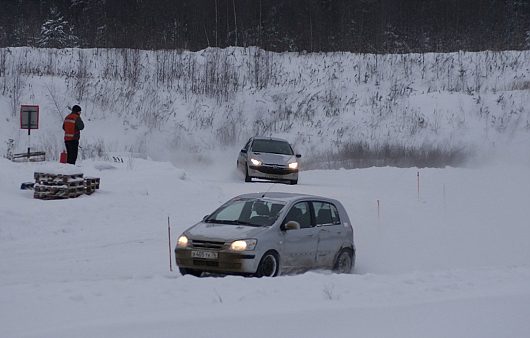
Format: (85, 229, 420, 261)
(251, 152, 294, 165)
(186, 222, 269, 241)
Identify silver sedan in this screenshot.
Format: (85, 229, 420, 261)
(237, 137, 301, 185)
(175, 192, 355, 277)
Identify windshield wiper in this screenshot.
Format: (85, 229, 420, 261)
(207, 219, 255, 226)
(266, 151, 291, 155)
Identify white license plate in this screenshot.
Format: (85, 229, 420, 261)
(191, 250, 218, 260)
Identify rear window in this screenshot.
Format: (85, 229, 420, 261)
(313, 201, 341, 226)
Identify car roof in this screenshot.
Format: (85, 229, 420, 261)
(252, 136, 291, 143)
(235, 192, 333, 203)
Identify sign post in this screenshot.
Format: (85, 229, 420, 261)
(20, 105, 40, 159)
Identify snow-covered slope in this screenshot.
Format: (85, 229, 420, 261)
(1, 154, 530, 337)
(1, 47, 529, 167)
(2, 47, 530, 337)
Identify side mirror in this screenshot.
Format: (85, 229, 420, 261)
(202, 214, 209, 221)
(295, 154, 301, 158)
(282, 221, 300, 231)
(241, 149, 247, 154)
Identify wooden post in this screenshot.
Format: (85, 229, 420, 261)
(168, 217, 173, 272)
(27, 110, 31, 159)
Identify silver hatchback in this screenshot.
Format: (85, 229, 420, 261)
(237, 137, 301, 185)
(175, 192, 355, 277)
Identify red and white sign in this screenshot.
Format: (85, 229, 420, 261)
(20, 105, 39, 130)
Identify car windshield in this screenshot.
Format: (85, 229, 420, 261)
(205, 198, 286, 227)
(251, 139, 294, 155)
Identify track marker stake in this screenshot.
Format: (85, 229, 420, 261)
(168, 216, 173, 272)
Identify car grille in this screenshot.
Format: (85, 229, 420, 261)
(190, 240, 225, 250)
(254, 164, 294, 175)
(193, 260, 219, 267)
(192, 260, 242, 270)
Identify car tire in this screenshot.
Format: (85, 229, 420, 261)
(245, 165, 252, 182)
(289, 179, 298, 185)
(179, 267, 202, 277)
(255, 251, 279, 277)
(333, 249, 354, 274)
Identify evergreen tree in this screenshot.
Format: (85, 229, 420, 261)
(36, 7, 79, 48)
(0, 0, 528, 51)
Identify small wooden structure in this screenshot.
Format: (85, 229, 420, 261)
(33, 171, 100, 200)
(11, 151, 46, 162)
(84, 177, 101, 195)
(5, 138, 46, 162)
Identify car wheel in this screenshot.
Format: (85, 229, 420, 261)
(255, 251, 279, 277)
(179, 267, 202, 277)
(245, 165, 252, 182)
(333, 249, 353, 274)
(289, 179, 298, 185)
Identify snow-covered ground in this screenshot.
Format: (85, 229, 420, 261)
(1, 152, 530, 338)
(1, 46, 529, 337)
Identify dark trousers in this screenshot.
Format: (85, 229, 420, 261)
(65, 140, 79, 165)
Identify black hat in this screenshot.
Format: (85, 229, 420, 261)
(72, 105, 82, 113)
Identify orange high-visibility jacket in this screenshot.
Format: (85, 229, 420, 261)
(63, 112, 84, 141)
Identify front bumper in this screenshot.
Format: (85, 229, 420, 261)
(175, 248, 258, 274)
(249, 165, 298, 181)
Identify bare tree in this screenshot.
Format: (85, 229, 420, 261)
(232, 0, 238, 46)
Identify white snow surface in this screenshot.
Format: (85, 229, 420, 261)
(1, 153, 530, 338)
(1, 47, 530, 337)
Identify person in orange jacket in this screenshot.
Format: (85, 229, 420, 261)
(63, 105, 84, 165)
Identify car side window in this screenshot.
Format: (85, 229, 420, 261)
(249, 139, 256, 151)
(284, 202, 312, 229)
(313, 201, 341, 226)
(243, 138, 252, 151)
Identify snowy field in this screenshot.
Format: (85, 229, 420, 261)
(1, 152, 530, 338)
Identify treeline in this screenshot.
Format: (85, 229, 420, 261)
(1, 0, 529, 52)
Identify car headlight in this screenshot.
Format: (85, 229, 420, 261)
(288, 162, 298, 169)
(250, 158, 262, 166)
(177, 235, 189, 248)
(230, 239, 257, 251)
